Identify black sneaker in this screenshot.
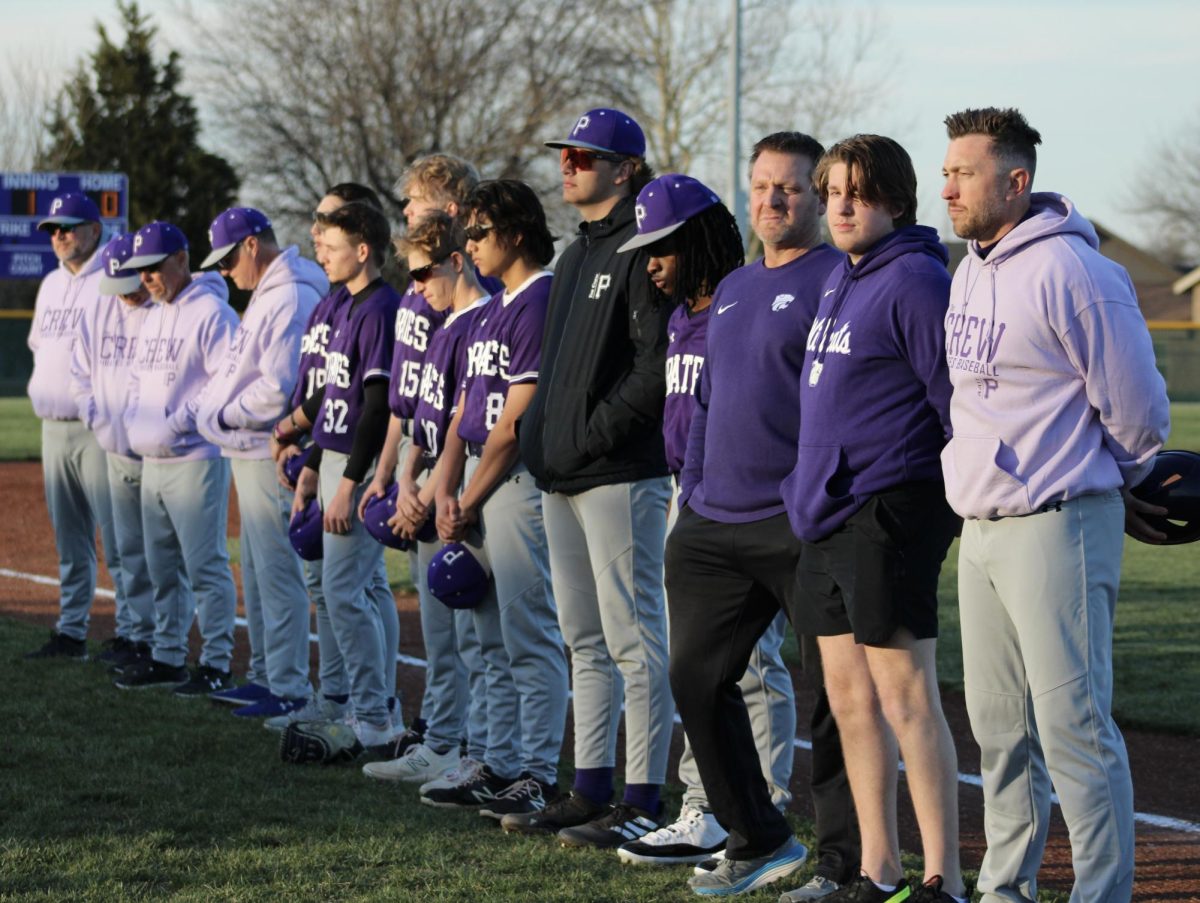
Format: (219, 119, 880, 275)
(113, 658, 189, 689)
(383, 727, 425, 761)
(173, 664, 233, 697)
(420, 766, 518, 810)
(106, 640, 151, 674)
(479, 775, 558, 821)
(909, 875, 959, 903)
(500, 790, 606, 835)
(24, 631, 87, 661)
(820, 875, 912, 902)
(97, 636, 134, 664)
(557, 802, 664, 849)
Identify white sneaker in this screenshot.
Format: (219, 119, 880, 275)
(262, 695, 347, 732)
(361, 743, 461, 783)
(779, 875, 842, 901)
(418, 756, 483, 794)
(353, 719, 393, 748)
(616, 804, 729, 865)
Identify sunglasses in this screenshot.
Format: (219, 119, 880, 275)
(312, 210, 334, 226)
(464, 223, 495, 243)
(46, 223, 81, 236)
(216, 239, 244, 272)
(409, 257, 447, 283)
(560, 147, 627, 171)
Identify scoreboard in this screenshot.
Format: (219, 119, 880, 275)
(0, 172, 129, 280)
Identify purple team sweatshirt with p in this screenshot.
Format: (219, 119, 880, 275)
(123, 272, 239, 462)
(783, 225, 952, 542)
(680, 245, 843, 523)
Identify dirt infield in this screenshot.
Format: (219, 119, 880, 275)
(1, 460, 1196, 900)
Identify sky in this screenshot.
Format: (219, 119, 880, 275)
(3, 0, 1198, 253)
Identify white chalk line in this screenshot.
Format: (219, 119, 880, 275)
(2, 565, 1198, 836)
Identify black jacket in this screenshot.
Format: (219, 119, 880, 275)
(520, 194, 670, 493)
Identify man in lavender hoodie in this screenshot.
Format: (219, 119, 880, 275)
(194, 207, 328, 713)
(940, 108, 1169, 903)
(115, 221, 240, 692)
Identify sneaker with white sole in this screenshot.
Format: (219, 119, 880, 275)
(688, 836, 807, 896)
(419, 765, 518, 809)
(263, 695, 348, 732)
(617, 804, 728, 864)
(208, 681, 271, 707)
(695, 850, 727, 876)
(419, 756, 482, 795)
(479, 776, 557, 821)
(361, 743, 461, 783)
(779, 875, 842, 901)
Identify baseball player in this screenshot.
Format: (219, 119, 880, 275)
(114, 221, 240, 692)
(608, 174, 799, 868)
(784, 135, 964, 903)
(418, 181, 569, 817)
(360, 211, 491, 787)
(193, 206, 328, 715)
(258, 184, 388, 727)
(24, 192, 125, 661)
(940, 107, 1169, 902)
(657, 136, 857, 899)
(275, 201, 402, 755)
(67, 232, 156, 673)
(511, 108, 674, 846)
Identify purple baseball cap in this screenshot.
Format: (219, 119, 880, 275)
(618, 174, 721, 253)
(37, 192, 101, 229)
(201, 206, 272, 270)
(98, 233, 142, 295)
(545, 108, 645, 157)
(288, 497, 324, 561)
(363, 484, 413, 552)
(126, 221, 189, 270)
(427, 532, 492, 609)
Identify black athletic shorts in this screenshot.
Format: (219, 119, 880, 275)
(793, 481, 960, 645)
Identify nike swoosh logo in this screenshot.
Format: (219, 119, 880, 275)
(717, 302, 738, 314)
(823, 289, 836, 296)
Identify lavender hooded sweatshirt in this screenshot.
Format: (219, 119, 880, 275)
(941, 193, 1169, 519)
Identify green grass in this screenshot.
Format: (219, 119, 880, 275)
(0, 397, 39, 460)
(1, 618, 830, 903)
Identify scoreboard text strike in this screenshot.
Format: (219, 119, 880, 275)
(0, 172, 129, 280)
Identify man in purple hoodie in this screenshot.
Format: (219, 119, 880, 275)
(782, 135, 965, 903)
(940, 107, 1169, 903)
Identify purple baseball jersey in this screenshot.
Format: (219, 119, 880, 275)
(458, 272, 551, 446)
(291, 285, 351, 407)
(663, 303, 709, 475)
(413, 299, 489, 458)
(312, 282, 401, 455)
(389, 284, 447, 420)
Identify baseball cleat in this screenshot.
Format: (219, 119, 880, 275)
(172, 665, 233, 698)
(687, 836, 806, 896)
(362, 743, 460, 783)
(500, 790, 605, 835)
(24, 631, 88, 662)
(479, 776, 557, 821)
(617, 804, 727, 864)
(208, 681, 271, 707)
(113, 658, 189, 689)
(419, 757, 483, 795)
(419, 766, 519, 810)
(557, 802, 663, 849)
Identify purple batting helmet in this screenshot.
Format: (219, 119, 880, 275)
(427, 532, 491, 609)
(288, 497, 323, 561)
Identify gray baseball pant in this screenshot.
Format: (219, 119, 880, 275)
(105, 453, 155, 645)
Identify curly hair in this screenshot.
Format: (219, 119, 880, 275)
(646, 202, 743, 307)
(397, 154, 481, 208)
(394, 210, 465, 263)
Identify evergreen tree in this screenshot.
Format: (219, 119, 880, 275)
(41, 1, 239, 266)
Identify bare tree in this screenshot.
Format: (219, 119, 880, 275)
(0, 54, 64, 170)
(1127, 108, 1200, 268)
(177, 0, 624, 231)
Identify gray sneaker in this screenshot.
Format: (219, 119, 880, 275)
(780, 875, 842, 901)
(263, 695, 347, 732)
(687, 836, 807, 896)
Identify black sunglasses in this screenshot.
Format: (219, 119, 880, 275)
(216, 239, 245, 272)
(45, 223, 81, 236)
(312, 209, 334, 226)
(464, 223, 495, 243)
(409, 257, 448, 283)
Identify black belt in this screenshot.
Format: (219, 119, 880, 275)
(988, 499, 1063, 522)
